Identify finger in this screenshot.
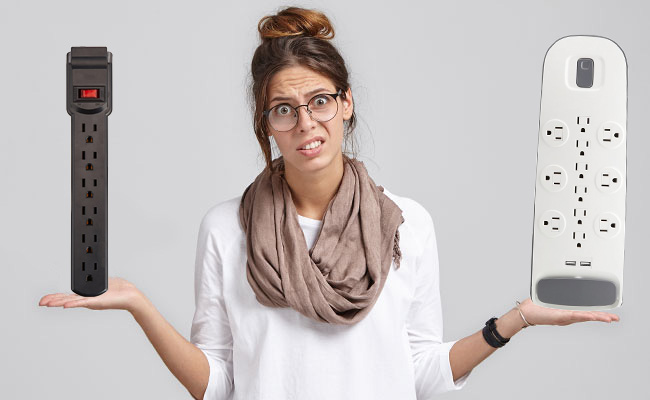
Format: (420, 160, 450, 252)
(63, 299, 91, 309)
(598, 312, 620, 322)
(569, 310, 599, 323)
(45, 294, 83, 307)
(597, 312, 620, 322)
(39, 293, 69, 305)
(578, 311, 615, 323)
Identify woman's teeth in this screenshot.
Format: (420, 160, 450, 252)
(300, 140, 322, 150)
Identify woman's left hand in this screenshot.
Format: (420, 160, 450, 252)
(517, 298, 620, 327)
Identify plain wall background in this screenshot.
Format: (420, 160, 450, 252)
(1, 0, 647, 398)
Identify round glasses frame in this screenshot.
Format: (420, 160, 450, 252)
(263, 89, 343, 132)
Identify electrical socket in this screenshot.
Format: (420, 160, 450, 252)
(541, 119, 569, 147)
(577, 116, 591, 133)
(538, 210, 566, 238)
(594, 212, 622, 239)
(596, 167, 623, 193)
(597, 121, 625, 149)
(572, 231, 586, 248)
(540, 165, 568, 192)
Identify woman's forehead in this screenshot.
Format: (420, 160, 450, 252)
(268, 66, 335, 100)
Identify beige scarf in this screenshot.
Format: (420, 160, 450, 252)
(238, 155, 404, 325)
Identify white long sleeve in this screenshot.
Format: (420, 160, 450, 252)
(190, 214, 234, 400)
(189, 188, 470, 399)
(404, 198, 471, 397)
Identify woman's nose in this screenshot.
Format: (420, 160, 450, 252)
(296, 106, 316, 131)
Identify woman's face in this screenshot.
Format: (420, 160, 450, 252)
(265, 64, 353, 175)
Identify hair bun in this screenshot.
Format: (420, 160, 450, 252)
(258, 7, 334, 41)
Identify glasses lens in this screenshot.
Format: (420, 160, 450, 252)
(308, 94, 338, 122)
(268, 104, 297, 132)
(268, 94, 339, 131)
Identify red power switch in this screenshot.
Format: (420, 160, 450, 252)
(79, 89, 99, 98)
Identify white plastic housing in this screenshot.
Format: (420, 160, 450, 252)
(531, 36, 627, 310)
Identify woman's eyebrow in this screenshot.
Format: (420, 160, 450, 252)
(269, 87, 330, 104)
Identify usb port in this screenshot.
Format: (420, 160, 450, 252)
(580, 261, 591, 266)
(565, 261, 576, 266)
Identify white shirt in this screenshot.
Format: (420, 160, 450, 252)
(190, 187, 471, 400)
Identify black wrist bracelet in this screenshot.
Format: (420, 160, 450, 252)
(487, 317, 510, 343)
(482, 317, 509, 348)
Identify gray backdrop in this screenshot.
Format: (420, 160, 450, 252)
(1, 0, 647, 399)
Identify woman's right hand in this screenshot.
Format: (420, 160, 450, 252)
(39, 277, 143, 313)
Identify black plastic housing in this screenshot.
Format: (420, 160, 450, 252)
(67, 47, 112, 297)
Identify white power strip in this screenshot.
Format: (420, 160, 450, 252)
(530, 35, 627, 310)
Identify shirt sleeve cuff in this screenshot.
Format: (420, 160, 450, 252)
(197, 347, 234, 400)
(439, 340, 472, 391)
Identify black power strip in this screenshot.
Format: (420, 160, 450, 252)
(67, 47, 112, 297)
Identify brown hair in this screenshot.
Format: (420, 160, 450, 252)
(248, 6, 358, 172)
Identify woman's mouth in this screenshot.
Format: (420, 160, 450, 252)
(297, 139, 323, 156)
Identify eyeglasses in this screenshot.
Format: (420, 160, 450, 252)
(263, 89, 343, 132)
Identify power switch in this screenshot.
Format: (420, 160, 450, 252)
(79, 88, 99, 98)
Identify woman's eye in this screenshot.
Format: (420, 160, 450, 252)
(313, 96, 328, 106)
(276, 105, 291, 115)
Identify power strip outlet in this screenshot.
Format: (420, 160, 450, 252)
(530, 36, 627, 310)
(67, 47, 112, 297)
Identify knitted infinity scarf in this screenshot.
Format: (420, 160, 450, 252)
(238, 155, 404, 325)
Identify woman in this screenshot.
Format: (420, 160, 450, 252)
(39, 6, 620, 400)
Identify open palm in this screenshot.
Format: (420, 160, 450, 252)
(39, 277, 141, 312)
(518, 297, 620, 326)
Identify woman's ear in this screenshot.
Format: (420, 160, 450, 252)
(342, 87, 353, 121)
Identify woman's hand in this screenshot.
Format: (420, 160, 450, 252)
(39, 277, 143, 313)
(517, 298, 620, 327)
